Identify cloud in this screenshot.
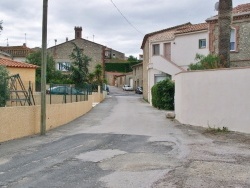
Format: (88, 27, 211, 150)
(0, 0, 249, 57)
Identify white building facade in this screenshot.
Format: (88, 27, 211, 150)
(142, 23, 209, 104)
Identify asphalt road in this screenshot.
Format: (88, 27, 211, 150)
(0, 86, 250, 188)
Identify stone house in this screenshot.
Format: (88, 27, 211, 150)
(141, 22, 209, 102)
(131, 63, 143, 89)
(47, 27, 125, 76)
(206, 3, 250, 67)
(0, 43, 33, 62)
(0, 58, 38, 90)
(114, 72, 133, 88)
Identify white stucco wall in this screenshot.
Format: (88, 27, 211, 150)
(151, 55, 183, 76)
(175, 67, 250, 133)
(172, 31, 209, 69)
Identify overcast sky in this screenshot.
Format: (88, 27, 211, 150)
(0, 0, 249, 58)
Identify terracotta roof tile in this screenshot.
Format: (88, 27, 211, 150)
(206, 3, 250, 22)
(175, 23, 208, 34)
(0, 58, 38, 69)
(0, 45, 33, 57)
(233, 3, 250, 14)
(141, 22, 192, 49)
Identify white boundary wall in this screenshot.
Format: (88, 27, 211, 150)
(175, 67, 250, 133)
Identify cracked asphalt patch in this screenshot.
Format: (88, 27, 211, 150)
(1, 87, 250, 188)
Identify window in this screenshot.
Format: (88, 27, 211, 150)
(112, 53, 116, 58)
(58, 62, 71, 71)
(199, 39, 206, 49)
(230, 29, 236, 51)
(152, 44, 160, 55)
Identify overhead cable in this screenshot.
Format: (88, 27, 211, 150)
(110, 0, 144, 35)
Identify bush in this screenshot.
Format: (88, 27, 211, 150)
(188, 53, 220, 70)
(0, 66, 9, 107)
(151, 79, 175, 110)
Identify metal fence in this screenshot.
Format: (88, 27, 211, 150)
(46, 83, 102, 104)
(0, 82, 104, 107)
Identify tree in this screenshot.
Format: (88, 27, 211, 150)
(94, 64, 103, 85)
(218, 0, 232, 68)
(69, 42, 91, 88)
(188, 54, 220, 70)
(0, 65, 9, 107)
(127, 55, 138, 62)
(26, 50, 69, 89)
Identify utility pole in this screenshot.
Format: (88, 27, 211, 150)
(41, 0, 48, 135)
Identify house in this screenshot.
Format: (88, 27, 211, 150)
(131, 63, 143, 89)
(114, 72, 133, 88)
(0, 50, 12, 59)
(47, 27, 125, 76)
(141, 22, 209, 103)
(206, 3, 250, 67)
(0, 58, 38, 91)
(0, 43, 33, 62)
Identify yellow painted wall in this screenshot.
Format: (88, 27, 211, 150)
(7, 67, 36, 91)
(0, 91, 106, 143)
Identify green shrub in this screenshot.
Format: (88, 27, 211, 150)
(188, 53, 220, 70)
(0, 66, 9, 107)
(151, 79, 175, 110)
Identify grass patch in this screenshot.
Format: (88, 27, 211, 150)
(205, 126, 230, 134)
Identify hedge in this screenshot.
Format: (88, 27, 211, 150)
(105, 61, 139, 73)
(151, 79, 175, 110)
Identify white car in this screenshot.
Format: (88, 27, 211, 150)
(122, 85, 133, 91)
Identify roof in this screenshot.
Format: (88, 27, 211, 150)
(131, 62, 143, 68)
(0, 58, 38, 69)
(141, 22, 192, 49)
(206, 3, 250, 22)
(0, 44, 33, 57)
(48, 38, 105, 50)
(175, 23, 208, 35)
(233, 3, 250, 14)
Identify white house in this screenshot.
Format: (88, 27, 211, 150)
(141, 22, 209, 104)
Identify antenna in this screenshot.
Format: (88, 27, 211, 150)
(6, 38, 9, 46)
(25, 33, 27, 45)
(215, 2, 219, 11)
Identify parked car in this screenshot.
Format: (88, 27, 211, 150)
(106, 85, 110, 95)
(122, 85, 133, 91)
(135, 86, 143, 94)
(46, 86, 83, 95)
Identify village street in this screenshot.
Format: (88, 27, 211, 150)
(0, 86, 250, 188)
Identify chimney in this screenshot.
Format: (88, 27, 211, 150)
(66, 37, 68, 42)
(23, 43, 26, 47)
(74, 26, 82, 39)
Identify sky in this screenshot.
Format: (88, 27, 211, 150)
(0, 0, 249, 58)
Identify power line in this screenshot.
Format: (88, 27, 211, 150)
(110, 0, 144, 35)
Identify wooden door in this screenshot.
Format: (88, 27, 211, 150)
(164, 43, 171, 60)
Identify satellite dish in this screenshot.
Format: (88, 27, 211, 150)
(215, 2, 219, 11)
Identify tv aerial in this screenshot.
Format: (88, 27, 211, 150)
(215, 2, 219, 11)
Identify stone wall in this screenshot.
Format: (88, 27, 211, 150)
(209, 20, 250, 67)
(132, 63, 143, 88)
